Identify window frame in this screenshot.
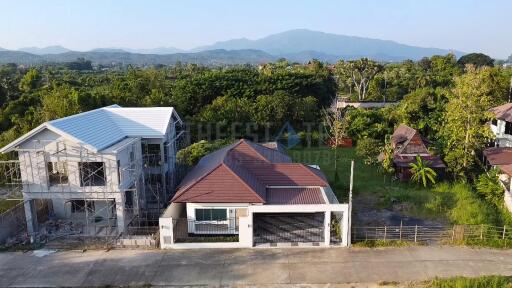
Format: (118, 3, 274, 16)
(47, 161, 69, 186)
(195, 208, 228, 223)
(79, 162, 106, 187)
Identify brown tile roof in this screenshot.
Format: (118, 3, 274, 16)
(391, 124, 417, 147)
(490, 103, 512, 122)
(267, 188, 325, 205)
(172, 139, 329, 203)
(483, 147, 512, 166)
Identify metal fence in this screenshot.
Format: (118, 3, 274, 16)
(173, 218, 239, 243)
(352, 224, 512, 245)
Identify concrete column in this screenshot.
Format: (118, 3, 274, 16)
(23, 199, 36, 235)
(115, 196, 126, 234)
(324, 211, 331, 246)
(159, 217, 173, 249)
(341, 210, 350, 247)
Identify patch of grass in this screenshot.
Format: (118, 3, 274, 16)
(287, 146, 442, 220)
(352, 240, 419, 248)
(425, 275, 512, 288)
(0, 199, 21, 214)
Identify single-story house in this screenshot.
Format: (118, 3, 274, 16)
(388, 124, 445, 181)
(159, 139, 349, 248)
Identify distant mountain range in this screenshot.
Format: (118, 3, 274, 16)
(0, 29, 465, 65)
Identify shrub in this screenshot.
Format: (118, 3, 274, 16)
(355, 137, 381, 165)
(476, 169, 504, 207)
(177, 139, 233, 166)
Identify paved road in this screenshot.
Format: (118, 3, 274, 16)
(1, 246, 512, 287)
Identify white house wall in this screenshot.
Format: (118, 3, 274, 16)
(491, 120, 512, 147)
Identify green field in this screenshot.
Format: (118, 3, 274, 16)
(287, 146, 509, 227)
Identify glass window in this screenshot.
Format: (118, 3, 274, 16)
(506, 121, 512, 135)
(195, 208, 227, 221)
(79, 162, 106, 186)
(47, 162, 68, 185)
(491, 119, 498, 126)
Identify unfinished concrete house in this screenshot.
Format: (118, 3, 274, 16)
(0, 105, 183, 243)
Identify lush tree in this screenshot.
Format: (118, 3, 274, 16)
(457, 53, 494, 68)
(409, 155, 437, 187)
(441, 66, 506, 179)
(335, 58, 382, 101)
(176, 139, 233, 167)
(18, 68, 41, 93)
(41, 84, 82, 121)
(355, 137, 381, 165)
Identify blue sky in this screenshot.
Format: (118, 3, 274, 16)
(0, 0, 510, 58)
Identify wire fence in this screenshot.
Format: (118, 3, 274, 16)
(352, 224, 512, 245)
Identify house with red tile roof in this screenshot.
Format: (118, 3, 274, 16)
(159, 139, 349, 248)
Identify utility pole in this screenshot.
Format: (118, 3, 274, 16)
(348, 160, 354, 247)
(509, 76, 512, 103)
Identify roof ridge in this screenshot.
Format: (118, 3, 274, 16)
(239, 139, 271, 163)
(171, 163, 224, 202)
(273, 163, 329, 186)
(221, 162, 266, 203)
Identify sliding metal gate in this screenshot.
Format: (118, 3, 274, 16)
(253, 213, 324, 245)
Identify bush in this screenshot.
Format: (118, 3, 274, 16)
(176, 139, 233, 166)
(476, 169, 504, 207)
(427, 276, 512, 288)
(428, 183, 500, 225)
(355, 137, 381, 165)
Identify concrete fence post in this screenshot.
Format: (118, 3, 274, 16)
(399, 221, 403, 241)
(503, 226, 507, 240)
(480, 224, 484, 240)
(414, 225, 418, 243)
(384, 226, 387, 241)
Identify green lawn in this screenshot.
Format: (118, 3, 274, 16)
(287, 146, 509, 227)
(424, 276, 512, 288)
(0, 199, 21, 214)
(287, 146, 439, 221)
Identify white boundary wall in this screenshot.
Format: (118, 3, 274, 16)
(160, 203, 349, 249)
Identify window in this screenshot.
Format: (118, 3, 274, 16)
(195, 208, 227, 221)
(491, 119, 498, 126)
(164, 142, 169, 163)
(117, 160, 121, 184)
(125, 190, 134, 209)
(142, 143, 161, 167)
(47, 162, 68, 185)
(70, 200, 94, 213)
(506, 121, 512, 135)
(79, 162, 106, 186)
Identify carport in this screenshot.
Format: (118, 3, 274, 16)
(253, 212, 324, 245)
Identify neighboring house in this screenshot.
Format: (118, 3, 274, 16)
(489, 103, 512, 147)
(387, 124, 445, 181)
(483, 103, 512, 213)
(159, 139, 349, 248)
(0, 105, 183, 237)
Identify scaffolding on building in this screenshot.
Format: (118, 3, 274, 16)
(0, 128, 187, 247)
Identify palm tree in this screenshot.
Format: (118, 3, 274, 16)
(409, 155, 437, 187)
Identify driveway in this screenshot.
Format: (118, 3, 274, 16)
(1, 246, 512, 286)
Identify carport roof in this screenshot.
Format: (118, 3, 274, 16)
(266, 188, 325, 205)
